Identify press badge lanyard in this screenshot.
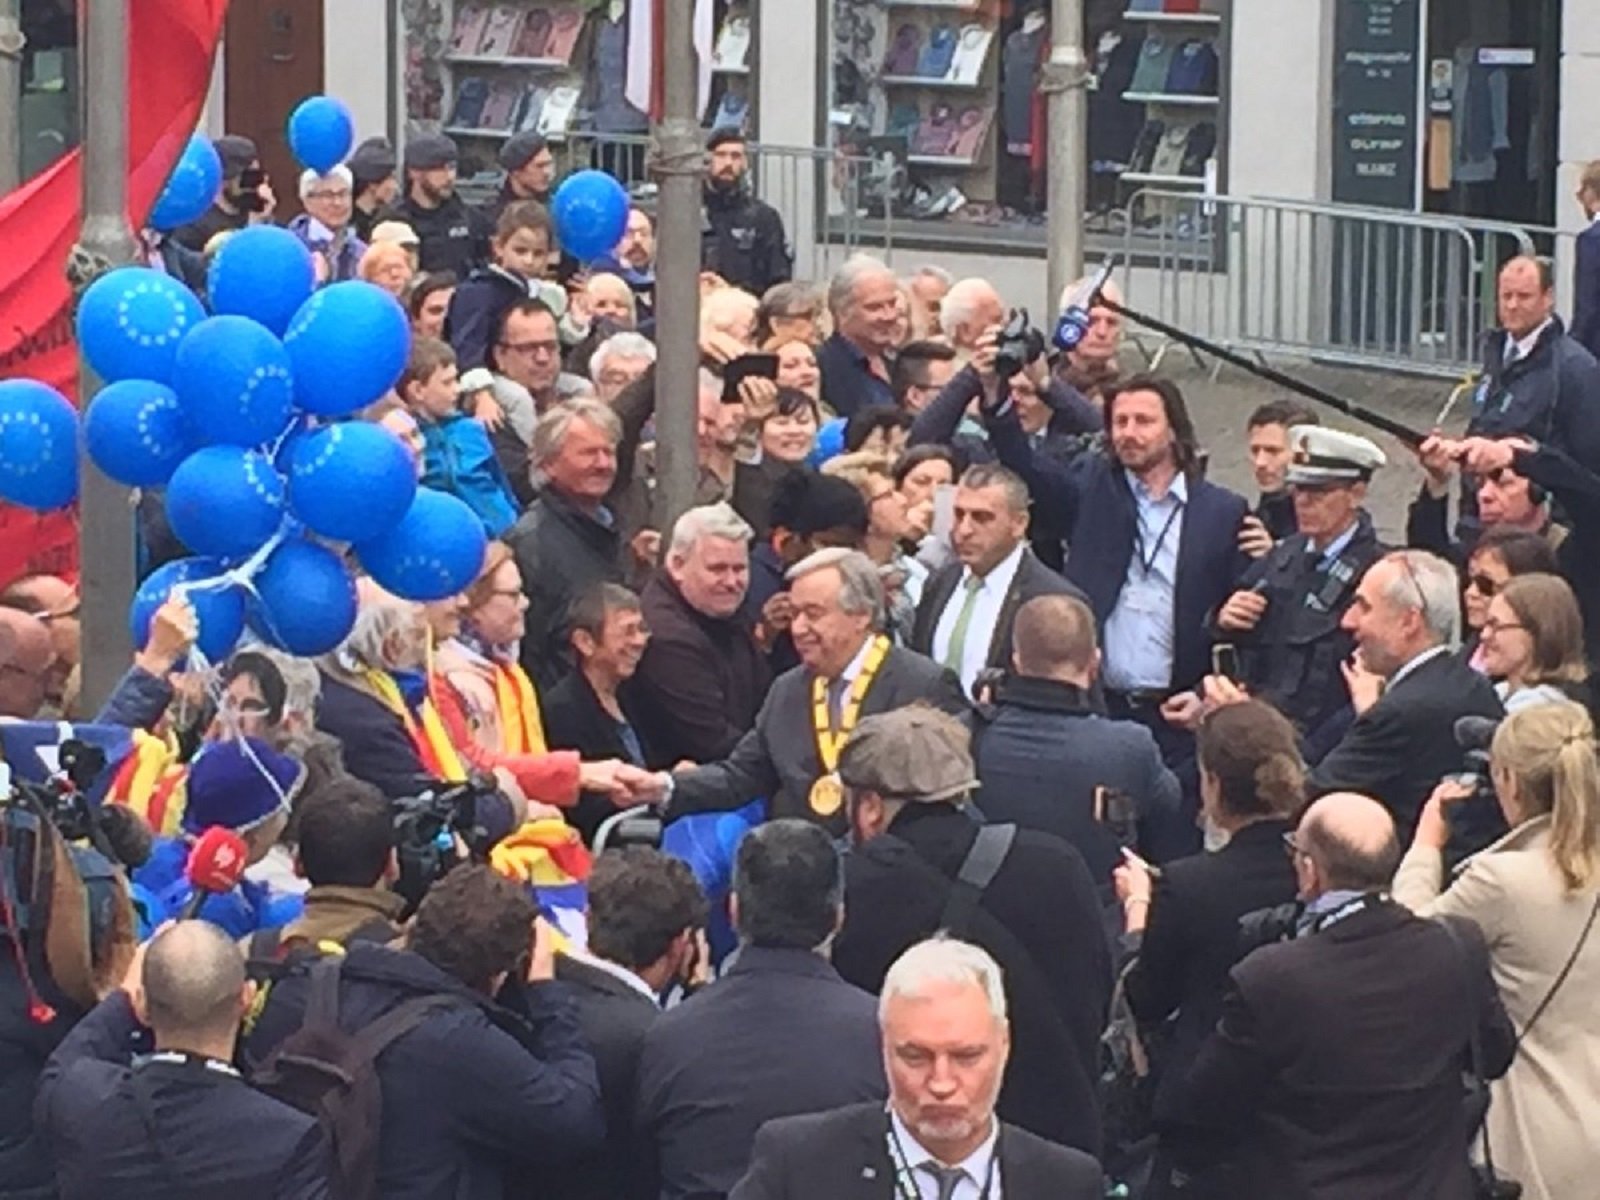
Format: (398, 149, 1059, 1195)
(1133, 499, 1183, 577)
(885, 1113, 999, 1200)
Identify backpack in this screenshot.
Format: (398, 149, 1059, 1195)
(251, 957, 460, 1200)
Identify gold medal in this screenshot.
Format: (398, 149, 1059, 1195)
(809, 773, 845, 817)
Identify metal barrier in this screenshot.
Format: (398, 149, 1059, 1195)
(1120, 190, 1536, 379)
(541, 132, 892, 281)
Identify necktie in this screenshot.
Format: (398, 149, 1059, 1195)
(920, 1162, 967, 1200)
(941, 575, 984, 673)
(826, 675, 848, 728)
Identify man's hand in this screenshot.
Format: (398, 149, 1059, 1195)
(471, 388, 506, 432)
(1458, 435, 1534, 477)
(1415, 432, 1460, 497)
(630, 529, 663, 571)
(1200, 673, 1249, 710)
(1237, 515, 1274, 560)
(698, 272, 729, 296)
(738, 376, 779, 421)
(905, 497, 934, 540)
(526, 917, 557, 984)
(252, 181, 277, 223)
(1159, 691, 1204, 730)
(699, 330, 746, 367)
(134, 595, 198, 676)
(971, 326, 1001, 386)
(756, 592, 794, 650)
(612, 764, 669, 806)
(1340, 652, 1383, 716)
(1216, 589, 1268, 633)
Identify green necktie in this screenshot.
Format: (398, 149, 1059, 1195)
(941, 575, 984, 673)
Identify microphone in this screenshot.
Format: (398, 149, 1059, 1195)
(178, 827, 250, 920)
(1052, 259, 1118, 354)
(1454, 715, 1501, 753)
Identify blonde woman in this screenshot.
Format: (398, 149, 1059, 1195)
(1395, 700, 1600, 1200)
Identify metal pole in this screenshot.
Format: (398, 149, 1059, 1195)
(77, 0, 137, 714)
(1044, 0, 1088, 311)
(651, 0, 702, 531)
(0, 0, 22, 195)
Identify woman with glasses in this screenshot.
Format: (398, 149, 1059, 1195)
(1396, 699, 1600, 1200)
(1477, 573, 1593, 715)
(1461, 528, 1560, 664)
(820, 452, 927, 641)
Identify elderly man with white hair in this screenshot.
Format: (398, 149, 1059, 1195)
(631, 503, 772, 764)
(589, 330, 657, 407)
(816, 254, 903, 417)
(1055, 272, 1126, 403)
(730, 937, 1104, 1200)
(288, 163, 366, 283)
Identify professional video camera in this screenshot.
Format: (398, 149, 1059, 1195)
(391, 776, 502, 913)
(1451, 715, 1501, 801)
(993, 309, 1046, 381)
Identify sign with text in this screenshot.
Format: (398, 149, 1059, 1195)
(1332, 0, 1421, 209)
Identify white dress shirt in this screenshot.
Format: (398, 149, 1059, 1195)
(573, 952, 660, 1004)
(931, 542, 1026, 697)
(1504, 316, 1553, 364)
(1387, 643, 1449, 690)
(1102, 471, 1187, 691)
(889, 1110, 1002, 1200)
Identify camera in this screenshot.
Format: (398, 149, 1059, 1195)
(1449, 715, 1501, 806)
(392, 776, 500, 913)
(993, 308, 1046, 381)
(1237, 900, 1304, 955)
(233, 166, 269, 214)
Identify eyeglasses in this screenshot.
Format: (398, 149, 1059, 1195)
(1282, 831, 1309, 862)
(497, 340, 560, 357)
(1480, 617, 1527, 637)
(1466, 573, 1500, 596)
(1394, 553, 1428, 611)
(308, 189, 352, 201)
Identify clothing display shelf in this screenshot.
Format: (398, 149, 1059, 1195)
(1122, 171, 1206, 186)
(1121, 9, 1221, 22)
(881, 75, 986, 89)
(1122, 91, 1218, 106)
(883, 0, 984, 8)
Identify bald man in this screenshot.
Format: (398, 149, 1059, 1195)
(0, 607, 55, 718)
(1177, 792, 1515, 1198)
(35, 922, 329, 1198)
(2, 574, 79, 711)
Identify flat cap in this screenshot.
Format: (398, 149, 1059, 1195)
(498, 130, 549, 173)
(349, 136, 397, 186)
(837, 706, 978, 804)
(214, 134, 259, 180)
(1286, 424, 1386, 486)
(405, 132, 459, 171)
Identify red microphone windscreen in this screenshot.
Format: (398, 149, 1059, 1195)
(185, 827, 250, 895)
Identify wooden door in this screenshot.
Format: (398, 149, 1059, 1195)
(224, 0, 325, 220)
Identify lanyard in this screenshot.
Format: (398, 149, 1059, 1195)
(135, 1050, 241, 1079)
(1133, 498, 1183, 577)
(884, 1113, 999, 1200)
(810, 635, 891, 770)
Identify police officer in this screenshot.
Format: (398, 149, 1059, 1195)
(1212, 426, 1387, 755)
(701, 128, 792, 296)
(385, 132, 491, 278)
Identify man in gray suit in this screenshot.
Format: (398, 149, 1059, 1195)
(620, 549, 965, 834)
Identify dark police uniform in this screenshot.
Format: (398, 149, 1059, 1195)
(701, 186, 792, 296)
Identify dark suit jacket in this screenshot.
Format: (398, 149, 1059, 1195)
(729, 1101, 1102, 1200)
(635, 947, 886, 1200)
(832, 805, 1111, 1156)
(33, 992, 328, 1200)
(544, 954, 661, 1200)
(985, 407, 1249, 691)
(1571, 221, 1600, 363)
(1182, 903, 1515, 1200)
(667, 644, 966, 834)
(1123, 819, 1298, 1133)
(909, 547, 1087, 685)
(1307, 649, 1504, 851)
(544, 669, 663, 843)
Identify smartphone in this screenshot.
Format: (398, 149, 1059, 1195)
(234, 166, 268, 214)
(1095, 786, 1140, 851)
(1212, 642, 1241, 682)
(721, 353, 780, 402)
(931, 483, 957, 546)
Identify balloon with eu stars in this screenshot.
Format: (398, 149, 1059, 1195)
(164, 445, 286, 560)
(286, 95, 354, 175)
(208, 225, 316, 338)
(83, 379, 194, 487)
(249, 537, 359, 656)
(0, 380, 79, 512)
(147, 134, 223, 233)
(549, 169, 630, 263)
(355, 487, 486, 602)
(130, 556, 247, 665)
(172, 315, 296, 448)
(288, 420, 417, 544)
(76, 267, 206, 386)
(283, 280, 411, 417)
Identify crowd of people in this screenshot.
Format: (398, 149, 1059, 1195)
(3, 125, 1600, 1200)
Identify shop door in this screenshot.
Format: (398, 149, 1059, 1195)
(1421, 0, 1560, 228)
(224, 0, 325, 219)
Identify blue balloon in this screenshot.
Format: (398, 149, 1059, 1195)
(76, 267, 206, 385)
(83, 379, 193, 487)
(165, 446, 286, 559)
(147, 135, 223, 232)
(0, 380, 78, 512)
(286, 96, 354, 175)
(208, 225, 316, 337)
(283, 282, 410, 416)
(355, 487, 487, 601)
(288, 420, 417, 543)
(130, 556, 246, 663)
(172, 315, 295, 447)
(550, 170, 630, 262)
(249, 538, 357, 656)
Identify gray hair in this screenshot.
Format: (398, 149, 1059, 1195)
(338, 583, 420, 671)
(1058, 273, 1124, 312)
(828, 253, 894, 317)
(786, 547, 886, 629)
(530, 397, 622, 468)
(298, 164, 353, 201)
(1379, 550, 1461, 646)
(906, 264, 954, 289)
(669, 502, 754, 559)
(939, 277, 1001, 341)
(589, 331, 656, 379)
(880, 937, 1007, 1024)
(959, 462, 1030, 515)
(699, 287, 761, 338)
(698, 367, 722, 401)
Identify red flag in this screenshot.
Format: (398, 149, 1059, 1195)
(0, 0, 228, 589)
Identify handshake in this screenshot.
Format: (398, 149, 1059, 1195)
(577, 760, 683, 809)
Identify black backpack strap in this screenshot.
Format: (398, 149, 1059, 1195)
(940, 823, 1015, 938)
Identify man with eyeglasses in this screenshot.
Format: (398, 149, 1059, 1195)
(1212, 427, 1387, 759)
(0, 574, 79, 716)
(485, 299, 595, 506)
(0, 608, 55, 719)
(1409, 437, 1557, 565)
(289, 164, 366, 284)
(1305, 550, 1503, 858)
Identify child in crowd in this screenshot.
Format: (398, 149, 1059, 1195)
(444, 199, 562, 372)
(399, 338, 519, 536)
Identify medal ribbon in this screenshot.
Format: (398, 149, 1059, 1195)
(811, 635, 891, 770)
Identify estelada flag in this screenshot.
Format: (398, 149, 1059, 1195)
(0, 0, 228, 590)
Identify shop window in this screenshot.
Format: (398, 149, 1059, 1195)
(15, 0, 79, 187)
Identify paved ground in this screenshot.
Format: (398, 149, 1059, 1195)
(1149, 354, 1473, 544)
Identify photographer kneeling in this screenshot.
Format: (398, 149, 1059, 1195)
(1395, 699, 1600, 1200)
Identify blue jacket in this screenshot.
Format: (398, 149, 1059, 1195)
(420, 412, 519, 535)
(1573, 222, 1600, 363)
(985, 405, 1249, 692)
(445, 265, 530, 373)
(131, 837, 304, 940)
(286, 214, 366, 284)
(1468, 317, 1600, 468)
